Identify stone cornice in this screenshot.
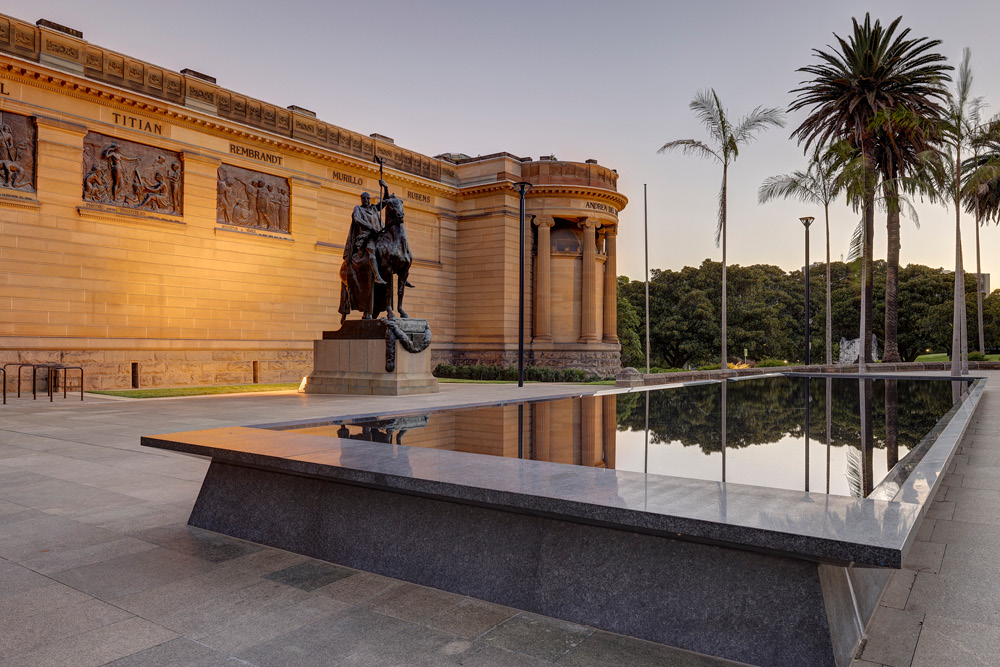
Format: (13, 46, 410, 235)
(458, 180, 628, 211)
(0, 56, 458, 197)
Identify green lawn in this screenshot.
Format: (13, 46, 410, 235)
(88, 382, 301, 399)
(915, 353, 1000, 362)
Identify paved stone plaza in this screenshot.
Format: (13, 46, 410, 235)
(0, 378, 996, 666)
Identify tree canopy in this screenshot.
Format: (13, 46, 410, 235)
(618, 260, 985, 368)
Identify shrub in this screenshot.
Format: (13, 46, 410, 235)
(756, 358, 789, 368)
(433, 363, 604, 383)
(968, 351, 987, 362)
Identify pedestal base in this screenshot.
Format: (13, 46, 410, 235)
(300, 319, 438, 396)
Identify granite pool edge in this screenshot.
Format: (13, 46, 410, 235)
(142, 427, 916, 569)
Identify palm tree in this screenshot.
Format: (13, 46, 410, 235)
(872, 113, 938, 363)
(920, 48, 982, 376)
(758, 147, 842, 364)
(965, 115, 1000, 353)
(790, 14, 951, 368)
(658, 89, 785, 369)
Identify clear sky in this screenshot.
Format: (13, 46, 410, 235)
(8, 0, 1000, 281)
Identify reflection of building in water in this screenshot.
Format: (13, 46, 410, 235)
(294, 395, 618, 469)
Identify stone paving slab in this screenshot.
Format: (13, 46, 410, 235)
(0, 378, 994, 666)
(855, 374, 1000, 666)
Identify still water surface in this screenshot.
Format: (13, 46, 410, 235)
(285, 377, 959, 498)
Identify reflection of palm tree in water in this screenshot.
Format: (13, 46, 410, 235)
(847, 379, 875, 498)
(885, 379, 899, 470)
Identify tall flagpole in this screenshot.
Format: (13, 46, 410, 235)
(644, 184, 650, 374)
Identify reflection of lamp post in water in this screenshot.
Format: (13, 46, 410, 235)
(800, 216, 814, 365)
(720, 381, 727, 483)
(644, 389, 649, 475)
(514, 182, 532, 387)
(804, 377, 810, 492)
(826, 377, 832, 494)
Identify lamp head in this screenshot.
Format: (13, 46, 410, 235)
(799, 216, 815, 229)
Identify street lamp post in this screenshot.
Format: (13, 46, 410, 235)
(514, 182, 533, 387)
(800, 216, 814, 366)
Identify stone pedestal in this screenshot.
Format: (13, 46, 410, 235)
(300, 319, 438, 396)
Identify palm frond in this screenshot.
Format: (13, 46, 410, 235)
(898, 193, 921, 228)
(689, 89, 727, 147)
(733, 106, 787, 146)
(715, 179, 725, 247)
(657, 139, 719, 163)
(758, 172, 821, 205)
(846, 217, 864, 262)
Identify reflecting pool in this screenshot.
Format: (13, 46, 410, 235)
(282, 376, 962, 498)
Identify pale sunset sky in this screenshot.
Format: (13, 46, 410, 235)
(8, 0, 1000, 282)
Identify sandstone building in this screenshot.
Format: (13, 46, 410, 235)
(0, 15, 626, 389)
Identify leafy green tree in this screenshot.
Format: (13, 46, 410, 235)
(616, 276, 644, 368)
(759, 147, 843, 364)
(790, 14, 951, 369)
(658, 90, 785, 368)
(983, 291, 1000, 352)
(617, 260, 992, 369)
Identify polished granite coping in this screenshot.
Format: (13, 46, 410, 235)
(141, 375, 984, 571)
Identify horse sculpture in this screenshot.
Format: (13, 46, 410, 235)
(374, 194, 414, 319)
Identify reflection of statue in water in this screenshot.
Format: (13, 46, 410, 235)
(339, 179, 389, 321)
(334, 415, 427, 476)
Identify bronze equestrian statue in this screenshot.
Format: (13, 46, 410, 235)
(339, 179, 413, 322)
(376, 192, 414, 319)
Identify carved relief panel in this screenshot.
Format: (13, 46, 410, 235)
(0, 111, 36, 193)
(217, 164, 290, 234)
(82, 132, 183, 215)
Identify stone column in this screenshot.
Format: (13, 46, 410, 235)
(533, 216, 554, 341)
(602, 226, 619, 343)
(579, 219, 599, 343)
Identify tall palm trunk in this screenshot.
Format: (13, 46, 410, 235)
(825, 202, 832, 365)
(976, 203, 985, 354)
(886, 379, 899, 470)
(952, 149, 968, 377)
(861, 192, 875, 370)
(721, 163, 728, 369)
(883, 183, 901, 362)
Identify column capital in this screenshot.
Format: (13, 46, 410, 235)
(533, 215, 555, 228)
(579, 218, 598, 230)
(601, 223, 618, 237)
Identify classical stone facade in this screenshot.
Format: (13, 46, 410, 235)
(0, 14, 626, 389)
